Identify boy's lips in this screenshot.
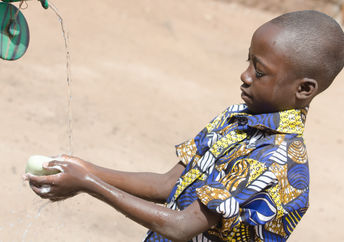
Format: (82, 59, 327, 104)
(240, 86, 252, 102)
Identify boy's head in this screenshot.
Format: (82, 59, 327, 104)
(240, 10, 344, 114)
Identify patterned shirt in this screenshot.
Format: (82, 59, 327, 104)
(144, 104, 309, 241)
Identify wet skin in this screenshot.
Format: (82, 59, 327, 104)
(24, 155, 220, 241)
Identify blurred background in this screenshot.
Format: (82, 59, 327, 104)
(0, 0, 343, 241)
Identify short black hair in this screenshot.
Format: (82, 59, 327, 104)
(270, 10, 344, 92)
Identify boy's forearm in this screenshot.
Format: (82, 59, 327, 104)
(82, 174, 219, 241)
(88, 162, 185, 203)
(26, 158, 218, 240)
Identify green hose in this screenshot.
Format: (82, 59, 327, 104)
(0, 2, 30, 60)
(1, 0, 48, 9)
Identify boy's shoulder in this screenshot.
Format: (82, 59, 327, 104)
(207, 104, 307, 135)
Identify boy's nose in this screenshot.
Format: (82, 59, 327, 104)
(240, 70, 253, 85)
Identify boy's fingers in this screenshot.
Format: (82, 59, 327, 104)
(26, 173, 58, 186)
(22, 173, 29, 181)
(60, 154, 70, 159)
(60, 154, 83, 164)
(59, 154, 75, 161)
(30, 184, 52, 198)
(30, 184, 70, 202)
(46, 160, 65, 167)
(43, 161, 66, 173)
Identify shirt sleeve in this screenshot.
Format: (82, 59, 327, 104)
(175, 139, 198, 166)
(195, 158, 278, 231)
(175, 107, 235, 166)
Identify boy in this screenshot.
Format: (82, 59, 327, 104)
(24, 10, 344, 241)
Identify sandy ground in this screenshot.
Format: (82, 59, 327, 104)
(220, 0, 344, 20)
(0, 0, 343, 241)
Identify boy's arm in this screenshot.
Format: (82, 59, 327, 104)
(37, 155, 185, 203)
(26, 159, 220, 241)
(86, 178, 220, 241)
(89, 161, 185, 203)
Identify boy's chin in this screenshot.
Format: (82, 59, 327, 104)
(245, 102, 277, 114)
(241, 98, 261, 114)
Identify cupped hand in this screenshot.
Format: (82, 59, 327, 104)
(24, 155, 94, 202)
(57, 154, 94, 171)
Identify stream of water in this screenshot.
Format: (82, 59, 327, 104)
(22, 2, 73, 241)
(49, 2, 73, 155)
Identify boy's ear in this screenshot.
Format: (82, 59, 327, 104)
(295, 78, 318, 100)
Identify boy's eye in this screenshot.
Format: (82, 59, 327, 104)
(255, 70, 264, 78)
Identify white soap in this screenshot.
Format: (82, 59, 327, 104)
(25, 155, 62, 176)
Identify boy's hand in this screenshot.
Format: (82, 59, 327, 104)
(24, 155, 93, 201)
(57, 154, 95, 172)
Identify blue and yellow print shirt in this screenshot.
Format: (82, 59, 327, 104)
(144, 104, 309, 242)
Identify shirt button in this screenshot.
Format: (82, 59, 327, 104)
(238, 117, 248, 125)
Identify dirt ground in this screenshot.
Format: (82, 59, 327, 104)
(0, 0, 343, 241)
(220, 0, 344, 21)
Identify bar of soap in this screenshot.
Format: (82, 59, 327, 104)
(25, 155, 62, 176)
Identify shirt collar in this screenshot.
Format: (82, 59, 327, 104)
(227, 105, 307, 135)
